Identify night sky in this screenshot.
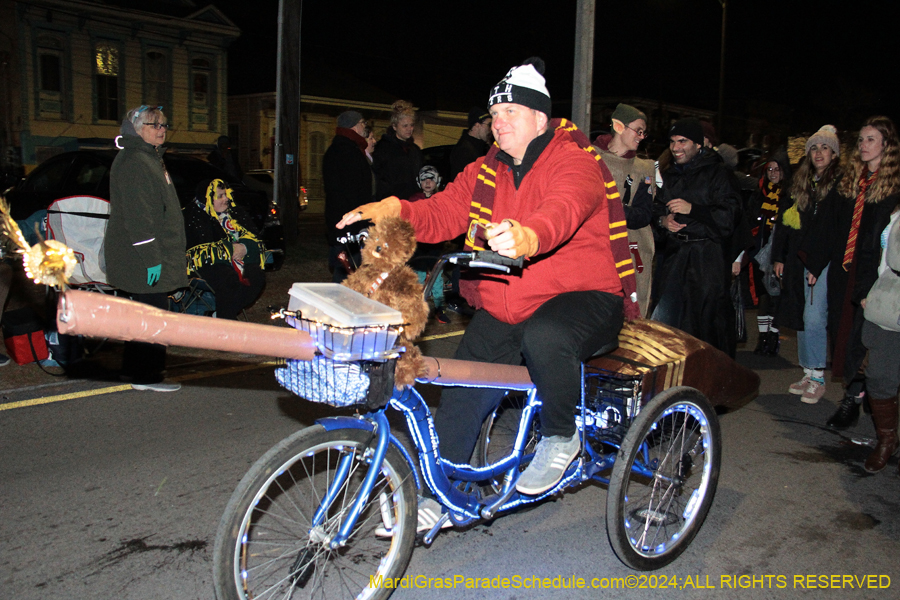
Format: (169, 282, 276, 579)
(217, 0, 900, 138)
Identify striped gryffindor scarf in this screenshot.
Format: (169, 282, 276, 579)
(463, 118, 639, 321)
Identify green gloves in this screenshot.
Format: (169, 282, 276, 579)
(147, 264, 161, 286)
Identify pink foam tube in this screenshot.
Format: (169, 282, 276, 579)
(418, 356, 534, 390)
(56, 289, 316, 360)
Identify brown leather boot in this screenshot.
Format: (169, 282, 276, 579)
(864, 396, 899, 473)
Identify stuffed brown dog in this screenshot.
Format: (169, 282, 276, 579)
(342, 217, 429, 387)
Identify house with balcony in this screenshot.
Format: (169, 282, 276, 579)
(0, 0, 240, 174)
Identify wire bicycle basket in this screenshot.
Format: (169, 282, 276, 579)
(579, 365, 645, 446)
(274, 283, 405, 408)
(275, 355, 397, 408)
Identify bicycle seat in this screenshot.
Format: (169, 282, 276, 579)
(588, 340, 619, 360)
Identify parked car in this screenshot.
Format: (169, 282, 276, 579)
(6, 150, 285, 270)
(244, 168, 308, 212)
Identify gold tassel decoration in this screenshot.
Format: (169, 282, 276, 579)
(0, 194, 76, 288)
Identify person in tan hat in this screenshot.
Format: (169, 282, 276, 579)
(593, 103, 655, 317)
(771, 125, 842, 406)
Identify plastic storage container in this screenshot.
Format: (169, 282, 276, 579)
(286, 283, 404, 360)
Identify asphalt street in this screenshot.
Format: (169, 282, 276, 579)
(2, 220, 899, 599)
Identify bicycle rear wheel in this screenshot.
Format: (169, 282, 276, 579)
(606, 387, 721, 570)
(213, 425, 417, 600)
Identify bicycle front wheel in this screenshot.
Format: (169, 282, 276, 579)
(606, 387, 721, 570)
(213, 425, 417, 600)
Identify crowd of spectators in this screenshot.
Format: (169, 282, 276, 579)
(3, 63, 899, 478)
(322, 85, 900, 477)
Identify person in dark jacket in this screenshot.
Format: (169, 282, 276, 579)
(652, 118, 741, 356)
(772, 126, 842, 404)
(183, 179, 266, 320)
(815, 116, 900, 433)
(448, 107, 492, 183)
(105, 105, 187, 392)
(736, 148, 792, 355)
(372, 100, 422, 201)
(323, 110, 371, 282)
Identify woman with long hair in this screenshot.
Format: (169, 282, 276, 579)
(822, 116, 900, 433)
(772, 126, 842, 403)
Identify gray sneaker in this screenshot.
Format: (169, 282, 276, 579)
(515, 433, 581, 495)
(375, 496, 450, 537)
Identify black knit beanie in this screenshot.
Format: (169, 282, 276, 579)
(488, 57, 551, 117)
(669, 118, 705, 146)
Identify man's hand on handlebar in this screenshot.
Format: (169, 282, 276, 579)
(486, 219, 539, 260)
(336, 197, 402, 229)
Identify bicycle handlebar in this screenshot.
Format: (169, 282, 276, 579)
(423, 251, 524, 303)
(336, 227, 525, 302)
(335, 230, 368, 246)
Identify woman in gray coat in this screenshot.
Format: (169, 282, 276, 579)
(105, 105, 187, 392)
(860, 206, 900, 473)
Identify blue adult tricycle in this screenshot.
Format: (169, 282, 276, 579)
(212, 251, 758, 600)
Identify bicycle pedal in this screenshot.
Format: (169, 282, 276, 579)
(422, 513, 450, 545)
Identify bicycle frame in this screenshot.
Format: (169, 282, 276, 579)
(313, 363, 630, 545)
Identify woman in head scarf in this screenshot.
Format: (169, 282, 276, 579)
(183, 179, 266, 320)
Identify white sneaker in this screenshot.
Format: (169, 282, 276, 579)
(132, 382, 182, 392)
(515, 433, 581, 495)
(789, 375, 811, 395)
(375, 496, 451, 537)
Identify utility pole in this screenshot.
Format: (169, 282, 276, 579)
(572, 0, 595, 132)
(717, 0, 727, 139)
(274, 0, 301, 242)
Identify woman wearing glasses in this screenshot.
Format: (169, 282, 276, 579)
(104, 105, 187, 392)
(771, 126, 841, 405)
(738, 150, 791, 356)
(592, 103, 656, 317)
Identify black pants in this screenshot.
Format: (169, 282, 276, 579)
(200, 263, 265, 320)
(749, 260, 779, 318)
(122, 291, 170, 384)
(433, 290, 624, 464)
